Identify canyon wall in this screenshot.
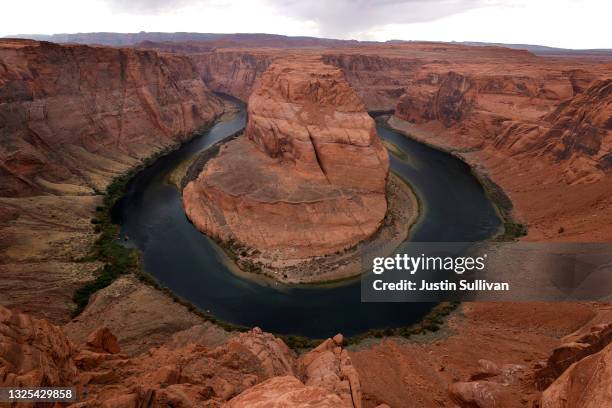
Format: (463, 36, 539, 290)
(0, 39, 223, 197)
(183, 57, 389, 267)
(322, 52, 420, 111)
(190, 50, 276, 101)
(390, 56, 611, 240)
(0, 39, 223, 322)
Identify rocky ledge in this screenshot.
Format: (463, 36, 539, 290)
(183, 57, 397, 282)
(0, 305, 362, 407)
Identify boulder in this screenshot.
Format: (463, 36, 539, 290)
(541, 343, 612, 408)
(225, 376, 350, 408)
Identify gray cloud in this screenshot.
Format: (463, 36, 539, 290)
(102, 0, 494, 36)
(266, 0, 494, 36)
(103, 0, 201, 14)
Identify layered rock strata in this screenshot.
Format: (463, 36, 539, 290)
(0, 39, 223, 322)
(183, 57, 389, 269)
(0, 39, 223, 196)
(391, 74, 612, 241)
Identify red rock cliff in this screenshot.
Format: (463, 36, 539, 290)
(391, 60, 612, 240)
(0, 39, 223, 196)
(191, 50, 275, 101)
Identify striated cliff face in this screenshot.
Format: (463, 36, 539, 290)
(395, 71, 477, 127)
(388, 52, 612, 240)
(394, 67, 611, 186)
(0, 39, 223, 323)
(322, 53, 418, 112)
(542, 79, 612, 183)
(183, 57, 389, 267)
(190, 50, 275, 101)
(0, 39, 223, 197)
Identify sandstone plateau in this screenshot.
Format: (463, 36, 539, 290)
(183, 57, 390, 269)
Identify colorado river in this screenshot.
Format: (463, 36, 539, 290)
(113, 105, 501, 338)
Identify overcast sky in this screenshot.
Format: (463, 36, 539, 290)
(2, 0, 610, 49)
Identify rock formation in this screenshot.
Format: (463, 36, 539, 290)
(0, 39, 223, 322)
(542, 79, 612, 184)
(535, 322, 612, 389)
(183, 57, 389, 267)
(0, 39, 223, 197)
(0, 305, 77, 388)
(0, 305, 360, 407)
(540, 342, 612, 408)
(226, 376, 349, 407)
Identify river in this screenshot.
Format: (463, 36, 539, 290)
(113, 106, 501, 338)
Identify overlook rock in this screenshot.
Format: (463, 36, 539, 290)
(183, 57, 389, 267)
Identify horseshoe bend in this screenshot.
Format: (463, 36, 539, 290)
(1, 5, 612, 407)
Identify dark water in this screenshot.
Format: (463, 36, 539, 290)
(114, 108, 501, 338)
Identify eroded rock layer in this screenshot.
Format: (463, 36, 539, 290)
(0, 39, 223, 322)
(0, 39, 223, 196)
(183, 57, 389, 262)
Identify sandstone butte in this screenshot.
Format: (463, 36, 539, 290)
(1, 36, 612, 407)
(183, 57, 390, 264)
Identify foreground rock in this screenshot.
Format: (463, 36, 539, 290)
(541, 342, 612, 408)
(226, 376, 349, 407)
(0, 306, 77, 387)
(535, 322, 612, 389)
(183, 57, 389, 276)
(0, 305, 361, 407)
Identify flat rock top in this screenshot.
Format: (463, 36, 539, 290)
(251, 56, 366, 113)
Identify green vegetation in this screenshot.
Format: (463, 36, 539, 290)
(382, 139, 409, 161)
(473, 171, 528, 241)
(281, 301, 459, 350)
(73, 145, 191, 315)
(73, 174, 140, 315)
